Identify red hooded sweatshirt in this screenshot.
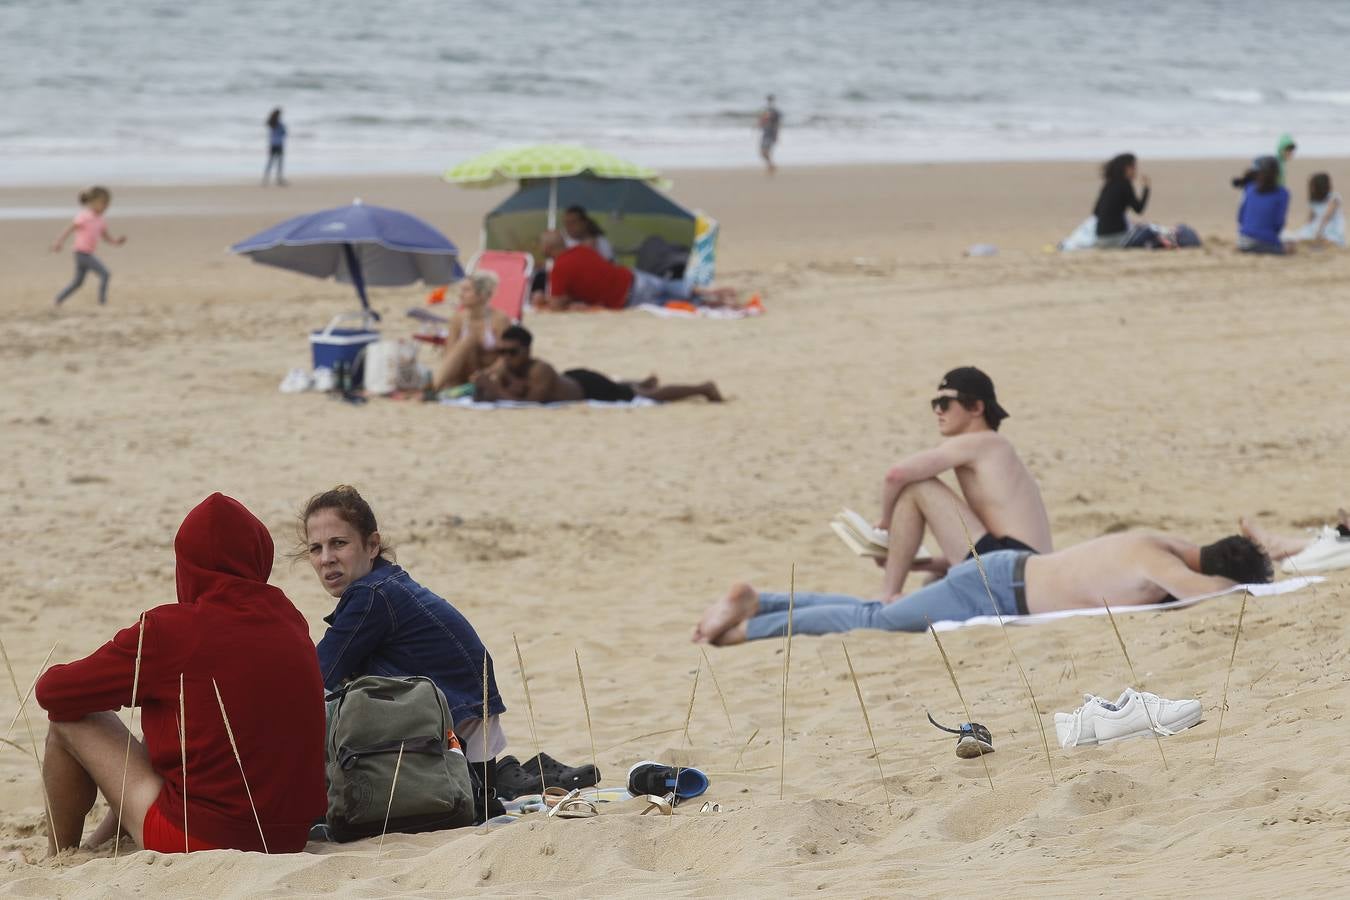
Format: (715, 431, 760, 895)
(36, 493, 326, 853)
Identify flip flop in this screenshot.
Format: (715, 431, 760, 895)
(638, 793, 674, 816)
(627, 761, 709, 802)
(546, 789, 598, 819)
(927, 712, 995, 758)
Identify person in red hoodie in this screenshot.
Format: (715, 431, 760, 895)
(35, 493, 326, 856)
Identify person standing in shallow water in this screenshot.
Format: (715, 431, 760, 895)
(758, 94, 781, 174)
(263, 108, 288, 186)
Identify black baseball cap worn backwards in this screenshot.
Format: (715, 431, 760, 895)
(938, 367, 1010, 425)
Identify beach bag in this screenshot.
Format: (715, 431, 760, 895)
(360, 339, 422, 395)
(1173, 224, 1202, 247)
(325, 675, 475, 842)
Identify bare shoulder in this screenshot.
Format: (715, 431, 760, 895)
(945, 430, 1019, 459)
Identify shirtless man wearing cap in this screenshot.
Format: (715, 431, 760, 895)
(876, 367, 1052, 600)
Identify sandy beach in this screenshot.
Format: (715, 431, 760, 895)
(2, 158, 1348, 897)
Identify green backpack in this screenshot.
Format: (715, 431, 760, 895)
(325, 675, 476, 842)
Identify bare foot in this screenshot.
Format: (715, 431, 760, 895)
(703, 382, 723, 403)
(692, 582, 759, 644)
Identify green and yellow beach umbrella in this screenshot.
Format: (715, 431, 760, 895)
(444, 144, 665, 228)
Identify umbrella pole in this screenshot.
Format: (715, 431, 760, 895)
(342, 242, 380, 322)
(547, 178, 557, 231)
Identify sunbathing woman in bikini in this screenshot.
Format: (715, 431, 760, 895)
(430, 272, 513, 391)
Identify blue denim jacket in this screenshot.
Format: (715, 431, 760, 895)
(316, 560, 505, 726)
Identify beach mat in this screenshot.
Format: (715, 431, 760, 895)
(439, 396, 658, 411)
(931, 576, 1324, 632)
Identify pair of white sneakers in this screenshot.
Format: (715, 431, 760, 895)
(1281, 525, 1350, 574)
(1055, 688, 1203, 749)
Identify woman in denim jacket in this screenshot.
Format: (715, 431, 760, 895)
(300, 485, 506, 815)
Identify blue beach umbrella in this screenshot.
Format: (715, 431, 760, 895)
(230, 200, 464, 320)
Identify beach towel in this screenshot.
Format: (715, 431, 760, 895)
(439, 396, 658, 411)
(636, 301, 762, 320)
(930, 576, 1323, 632)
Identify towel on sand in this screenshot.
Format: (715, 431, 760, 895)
(931, 576, 1323, 632)
(636, 302, 762, 320)
(439, 396, 658, 411)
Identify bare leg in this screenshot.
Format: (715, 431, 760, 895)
(635, 381, 723, 403)
(692, 582, 759, 644)
(43, 712, 163, 857)
(431, 337, 481, 391)
(85, 807, 125, 849)
(880, 479, 988, 600)
(1239, 516, 1313, 561)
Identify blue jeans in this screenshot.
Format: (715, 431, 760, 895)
(744, 551, 1028, 641)
(626, 269, 695, 306)
(54, 252, 109, 305)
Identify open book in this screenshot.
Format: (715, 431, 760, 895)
(831, 508, 930, 563)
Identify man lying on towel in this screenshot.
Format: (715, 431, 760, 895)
(875, 367, 1054, 600)
(35, 494, 326, 855)
(692, 531, 1272, 645)
(471, 325, 722, 404)
(537, 230, 741, 311)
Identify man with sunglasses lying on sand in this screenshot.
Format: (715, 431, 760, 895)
(693, 531, 1273, 645)
(874, 367, 1053, 600)
(470, 325, 723, 404)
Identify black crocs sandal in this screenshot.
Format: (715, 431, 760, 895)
(521, 753, 601, 791)
(494, 756, 542, 800)
(927, 712, 995, 758)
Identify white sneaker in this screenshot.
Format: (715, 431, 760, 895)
(279, 367, 313, 394)
(1055, 689, 1202, 749)
(312, 366, 337, 393)
(1281, 526, 1350, 574)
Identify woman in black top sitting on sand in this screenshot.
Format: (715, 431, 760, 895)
(1094, 153, 1151, 247)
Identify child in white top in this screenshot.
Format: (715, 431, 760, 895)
(1285, 172, 1345, 247)
(51, 186, 126, 305)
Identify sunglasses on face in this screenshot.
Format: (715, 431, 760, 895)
(931, 395, 968, 413)
(499, 346, 524, 356)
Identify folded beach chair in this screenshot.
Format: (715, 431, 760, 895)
(406, 250, 534, 344)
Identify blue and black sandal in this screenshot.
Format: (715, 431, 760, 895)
(927, 712, 995, 758)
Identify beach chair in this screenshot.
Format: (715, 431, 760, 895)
(406, 251, 534, 345)
(467, 250, 533, 322)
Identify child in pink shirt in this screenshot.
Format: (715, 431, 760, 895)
(51, 186, 126, 306)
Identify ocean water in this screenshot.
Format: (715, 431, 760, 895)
(3, 0, 1350, 184)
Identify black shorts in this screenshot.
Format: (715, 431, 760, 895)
(966, 533, 1036, 560)
(563, 368, 634, 403)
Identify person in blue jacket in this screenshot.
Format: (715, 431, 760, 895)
(1236, 156, 1290, 254)
(299, 485, 506, 818)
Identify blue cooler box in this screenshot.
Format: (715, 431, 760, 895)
(310, 312, 379, 371)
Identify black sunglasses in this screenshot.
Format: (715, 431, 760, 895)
(931, 394, 970, 413)
(499, 345, 525, 356)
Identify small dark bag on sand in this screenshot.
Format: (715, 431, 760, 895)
(325, 675, 476, 842)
